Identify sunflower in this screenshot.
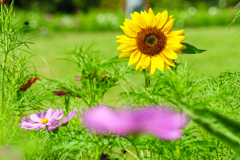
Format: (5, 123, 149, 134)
(116, 8, 186, 74)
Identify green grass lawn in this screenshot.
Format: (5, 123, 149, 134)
(29, 26, 240, 80)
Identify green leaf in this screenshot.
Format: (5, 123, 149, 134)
(178, 101, 240, 156)
(100, 55, 129, 67)
(232, 154, 240, 160)
(181, 42, 206, 54)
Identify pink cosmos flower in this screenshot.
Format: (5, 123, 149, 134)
(19, 108, 63, 130)
(20, 78, 38, 91)
(46, 120, 60, 131)
(60, 108, 77, 125)
(46, 108, 77, 131)
(83, 106, 188, 140)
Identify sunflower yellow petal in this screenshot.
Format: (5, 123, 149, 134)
(120, 25, 137, 38)
(166, 30, 185, 37)
(175, 50, 183, 55)
(128, 51, 141, 65)
(116, 35, 126, 39)
(119, 48, 137, 58)
(125, 19, 141, 33)
(168, 15, 173, 21)
(116, 35, 133, 41)
(156, 10, 168, 29)
(131, 12, 147, 28)
(141, 10, 150, 26)
(148, 8, 156, 26)
(160, 54, 176, 66)
(164, 63, 171, 70)
(155, 55, 164, 71)
(116, 39, 136, 45)
(162, 18, 175, 34)
(119, 52, 131, 58)
(162, 48, 178, 59)
(135, 55, 143, 70)
(167, 36, 185, 44)
(156, 12, 161, 19)
(166, 44, 186, 51)
(147, 58, 157, 74)
(141, 54, 150, 69)
(117, 44, 136, 51)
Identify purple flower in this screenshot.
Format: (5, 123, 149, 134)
(101, 153, 109, 160)
(19, 108, 63, 130)
(121, 149, 127, 154)
(83, 106, 188, 140)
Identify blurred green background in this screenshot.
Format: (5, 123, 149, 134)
(8, 0, 240, 80)
(15, 0, 239, 31)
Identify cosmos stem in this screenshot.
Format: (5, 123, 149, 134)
(65, 125, 72, 136)
(143, 69, 150, 88)
(64, 94, 70, 114)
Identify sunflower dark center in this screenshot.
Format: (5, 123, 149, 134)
(145, 34, 158, 46)
(136, 27, 166, 56)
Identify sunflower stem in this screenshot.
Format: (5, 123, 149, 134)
(143, 69, 150, 88)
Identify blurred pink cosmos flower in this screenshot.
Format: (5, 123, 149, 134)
(19, 108, 63, 130)
(52, 86, 82, 98)
(75, 75, 81, 81)
(52, 90, 66, 96)
(0, 0, 6, 4)
(83, 106, 188, 140)
(20, 77, 38, 91)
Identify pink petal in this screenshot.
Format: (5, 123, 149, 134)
(35, 124, 46, 130)
(41, 111, 47, 119)
(21, 117, 34, 123)
(30, 114, 42, 122)
(21, 123, 41, 130)
(60, 108, 77, 124)
(45, 108, 55, 120)
(52, 109, 63, 120)
(46, 120, 60, 131)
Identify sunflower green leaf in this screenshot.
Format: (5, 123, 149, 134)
(181, 42, 206, 54)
